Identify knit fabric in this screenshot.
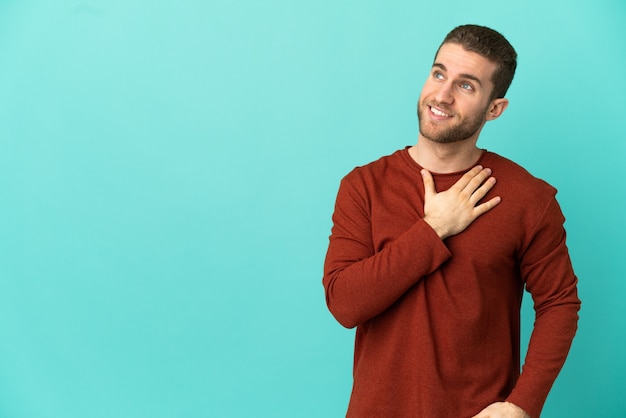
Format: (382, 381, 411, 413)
(323, 148, 580, 418)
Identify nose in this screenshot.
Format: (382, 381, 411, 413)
(434, 82, 454, 104)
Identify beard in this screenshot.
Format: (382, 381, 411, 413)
(417, 99, 488, 144)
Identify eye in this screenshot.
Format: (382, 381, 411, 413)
(460, 82, 474, 91)
(433, 71, 444, 80)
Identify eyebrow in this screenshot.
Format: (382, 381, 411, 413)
(432, 63, 483, 86)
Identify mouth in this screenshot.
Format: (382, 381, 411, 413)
(429, 105, 452, 118)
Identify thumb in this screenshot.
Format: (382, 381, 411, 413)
(421, 169, 436, 197)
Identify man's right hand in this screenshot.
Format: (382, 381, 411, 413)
(421, 166, 501, 240)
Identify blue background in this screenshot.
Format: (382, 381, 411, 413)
(0, 1, 624, 417)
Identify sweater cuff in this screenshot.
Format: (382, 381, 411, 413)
(414, 218, 451, 266)
(505, 380, 547, 418)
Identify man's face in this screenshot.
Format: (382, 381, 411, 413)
(417, 42, 498, 144)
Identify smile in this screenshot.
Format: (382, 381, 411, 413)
(429, 106, 451, 118)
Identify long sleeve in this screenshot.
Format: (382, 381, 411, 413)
(506, 196, 581, 417)
(323, 171, 451, 329)
(321, 149, 580, 418)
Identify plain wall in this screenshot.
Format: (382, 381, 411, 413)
(0, 0, 624, 417)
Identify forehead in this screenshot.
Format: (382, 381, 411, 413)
(433, 43, 497, 85)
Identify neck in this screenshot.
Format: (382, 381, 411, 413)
(409, 136, 483, 173)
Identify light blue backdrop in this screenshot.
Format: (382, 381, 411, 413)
(0, 1, 624, 417)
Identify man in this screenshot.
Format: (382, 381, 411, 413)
(323, 25, 580, 418)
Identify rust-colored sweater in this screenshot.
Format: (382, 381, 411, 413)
(323, 148, 580, 418)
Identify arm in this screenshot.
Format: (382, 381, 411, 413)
(323, 166, 500, 328)
(505, 197, 581, 417)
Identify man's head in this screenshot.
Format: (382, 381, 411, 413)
(416, 25, 517, 145)
(436, 25, 517, 100)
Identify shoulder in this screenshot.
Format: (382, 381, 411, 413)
(343, 148, 413, 185)
(483, 151, 557, 200)
(481, 153, 570, 253)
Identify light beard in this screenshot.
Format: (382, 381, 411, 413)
(417, 100, 488, 144)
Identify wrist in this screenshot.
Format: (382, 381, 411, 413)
(423, 216, 449, 240)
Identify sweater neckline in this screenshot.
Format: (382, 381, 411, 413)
(400, 146, 490, 178)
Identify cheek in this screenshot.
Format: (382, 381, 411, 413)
(419, 80, 443, 103)
(417, 89, 431, 106)
(419, 81, 433, 97)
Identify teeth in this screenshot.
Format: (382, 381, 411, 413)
(430, 106, 450, 117)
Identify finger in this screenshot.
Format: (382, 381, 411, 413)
(469, 176, 497, 204)
(452, 165, 485, 191)
(473, 195, 501, 217)
(420, 169, 436, 197)
(462, 167, 493, 196)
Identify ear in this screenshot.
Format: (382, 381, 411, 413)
(486, 98, 509, 121)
